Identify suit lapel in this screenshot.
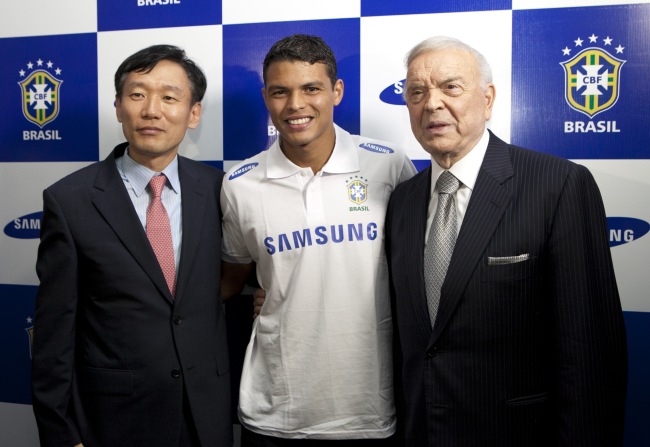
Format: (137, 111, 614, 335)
(174, 158, 209, 304)
(430, 133, 514, 344)
(91, 144, 174, 304)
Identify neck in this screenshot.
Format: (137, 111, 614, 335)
(280, 135, 335, 174)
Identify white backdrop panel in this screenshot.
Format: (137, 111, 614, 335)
(97, 25, 224, 161)
(360, 10, 512, 161)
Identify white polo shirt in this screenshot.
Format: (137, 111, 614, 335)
(221, 124, 416, 439)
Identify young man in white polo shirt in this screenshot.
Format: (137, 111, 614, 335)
(221, 34, 416, 446)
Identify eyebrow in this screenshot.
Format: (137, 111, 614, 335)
(406, 75, 465, 89)
(267, 80, 327, 90)
(440, 76, 464, 84)
(125, 81, 185, 94)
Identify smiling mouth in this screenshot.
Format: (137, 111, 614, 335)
(287, 117, 311, 125)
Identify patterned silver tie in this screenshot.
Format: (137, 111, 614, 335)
(424, 171, 460, 327)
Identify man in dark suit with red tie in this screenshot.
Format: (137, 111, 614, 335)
(386, 36, 627, 446)
(32, 44, 232, 447)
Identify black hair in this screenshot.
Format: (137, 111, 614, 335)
(263, 34, 338, 88)
(114, 44, 207, 105)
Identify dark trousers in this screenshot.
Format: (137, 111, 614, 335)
(240, 427, 398, 447)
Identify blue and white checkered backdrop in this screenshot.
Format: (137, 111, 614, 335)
(1, 1, 648, 445)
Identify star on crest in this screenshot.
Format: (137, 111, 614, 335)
(561, 34, 625, 59)
(21, 58, 61, 77)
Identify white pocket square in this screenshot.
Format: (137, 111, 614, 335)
(487, 254, 529, 266)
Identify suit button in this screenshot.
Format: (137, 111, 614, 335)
(427, 347, 439, 358)
(171, 369, 181, 378)
(173, 316, 183, 325)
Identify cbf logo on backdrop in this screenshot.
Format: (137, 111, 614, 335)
(511, 3, 650, 159)
(0, 33, 98, 162)
(18, 58, 63, 140)
(560, 34, 625, 133)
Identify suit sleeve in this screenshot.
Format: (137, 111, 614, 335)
(549, 164, 627, 446)
(32, 188, 82, 447)
(385, 193, 406, 446)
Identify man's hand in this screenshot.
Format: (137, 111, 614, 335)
(221, 261, 254, 301)
(253, 288, 266, 319)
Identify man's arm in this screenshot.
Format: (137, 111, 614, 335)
(221, 260, 254, 302)
(32, 189, 83, 447)
(549, 164, 627, 446)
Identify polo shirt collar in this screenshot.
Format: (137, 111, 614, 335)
(266, 124, 360, 179)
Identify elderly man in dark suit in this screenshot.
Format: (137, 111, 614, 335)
(32, 44, 232, 447)
(386, 36, 627, 447)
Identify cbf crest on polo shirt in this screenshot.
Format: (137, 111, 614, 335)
(346, 175, 368, 205)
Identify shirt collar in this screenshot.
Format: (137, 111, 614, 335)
(117, 147, 180, 197)
(266, 124, 359, 178)
(430, 128, 489, 192)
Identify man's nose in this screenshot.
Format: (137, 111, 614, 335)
(142, 97, 162, 118)
(424, 88, 444, 112)
(286, 91, 305, 111)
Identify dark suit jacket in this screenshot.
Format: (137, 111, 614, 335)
(32, 143, 232, 447)
(386, 132, 627, 447)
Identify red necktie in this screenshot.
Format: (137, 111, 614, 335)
(146, 175, 176, 296)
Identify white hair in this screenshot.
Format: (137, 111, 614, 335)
(404, 36, 493, 89)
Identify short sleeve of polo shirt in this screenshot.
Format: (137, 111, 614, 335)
(399, 154, 418, 183)
(220, 183, 252, 264)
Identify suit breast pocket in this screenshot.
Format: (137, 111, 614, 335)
(480, 255, 538, 283)
(78, 366, 133, 395)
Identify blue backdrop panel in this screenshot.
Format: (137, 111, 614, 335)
(361, 0, 511, 16)
(0, 33, 98, 162)
(623, 311, 650, 444)
(511, 4, 650, 159)
(223, 18, 360, 162)
(98, 0, 222, 32)
(0, 284, 37, 405)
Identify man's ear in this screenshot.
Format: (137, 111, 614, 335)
(188, 101, 202, 129)
(115, 96, 123, 123)
(333, 79, 344, 106)
(484, 83, 496, 121)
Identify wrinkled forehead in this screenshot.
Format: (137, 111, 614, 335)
(406, 49, 479, 83)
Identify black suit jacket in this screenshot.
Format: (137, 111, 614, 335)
(32, 143, 232, 447)
(386, 132, 627, 446)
